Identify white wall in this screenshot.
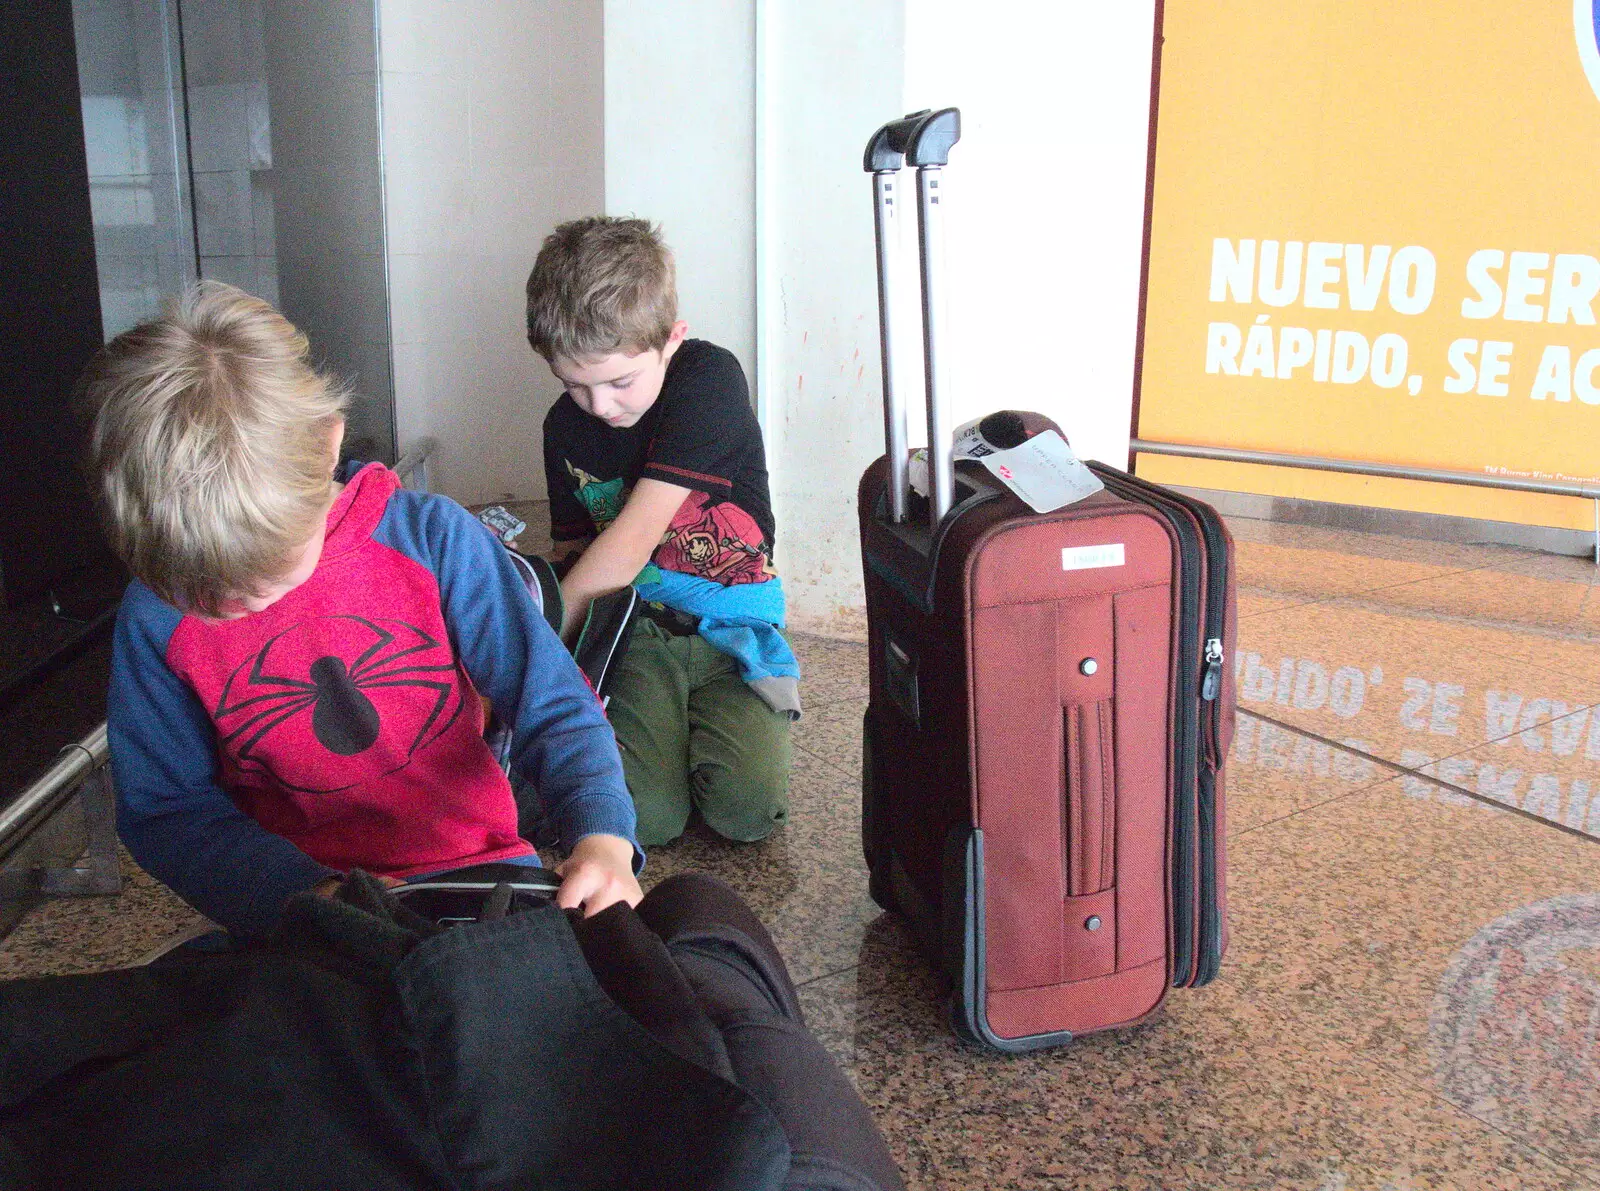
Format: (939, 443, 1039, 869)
(598, 0, 897, 636)
(604, 0, 755, 383)
(902, 0, 1157, 467)
(759, 0, 906, 636)
(380, 0, 604, 504)
(593, 0, 1157, 633)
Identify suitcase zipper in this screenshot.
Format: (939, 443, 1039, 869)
(1202, 637, 1224, 703)
(1091, 466, 1232, 987)
(1115, 477, 1231, 988)
(1083, 466, 1202, 986)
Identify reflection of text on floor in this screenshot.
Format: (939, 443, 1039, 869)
(1234, 652, 1600, 833)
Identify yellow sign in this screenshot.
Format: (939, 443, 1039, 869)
(1137, 1, 1600, 530)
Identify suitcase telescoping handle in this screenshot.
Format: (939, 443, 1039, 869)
(864, 107, 961, 528)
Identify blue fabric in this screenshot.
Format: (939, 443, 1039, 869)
(632, 569, 799, 686)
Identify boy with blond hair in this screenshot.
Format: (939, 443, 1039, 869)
(527, 217, 797, 848)
(89, 282, 640, 937)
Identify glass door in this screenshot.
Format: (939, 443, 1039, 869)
(71, 0, 197, 340)
(69, 0, 396, 461)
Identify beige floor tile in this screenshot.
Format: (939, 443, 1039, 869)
(793, 632, 870, 708)
(1226, 710, 1395, 834)
(639, 747, 890, 985)
(801, 918, 1593, 1191)
(792, 699, 864, 780)
(1237, 589, 1307, 617)
(0, 848, 209, 979)
(1352, 567, 1591, 631)
(1226, 777, 1600, 1177)
(1224, 517, 1528, 571)
(1564, 593, 1600, 637)
(1469, 630, 1600, 685)
(1225, 517, 1600, 636)
(1409, 702, 1600, 840)
(1496, 549, 1600, 586)
(1222, 515, 1523, 566)
(1233, 539, 1467, 601)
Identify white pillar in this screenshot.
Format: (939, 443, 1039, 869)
(758, 0, 907, 636)
(381, 0, 604, 505)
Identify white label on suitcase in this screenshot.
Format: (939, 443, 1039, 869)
(1061, 544, 1125, 571)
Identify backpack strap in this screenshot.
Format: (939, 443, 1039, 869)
(502, 545, 564, 637)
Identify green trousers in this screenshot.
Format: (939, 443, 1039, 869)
(608, 617, 792, 847)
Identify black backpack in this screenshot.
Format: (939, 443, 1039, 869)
(499, 546, 639, 705)
(489, 547, 640, 848)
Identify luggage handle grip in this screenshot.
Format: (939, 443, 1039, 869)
(863, 108, 962, 172)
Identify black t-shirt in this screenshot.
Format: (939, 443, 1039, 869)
(542, 339, 776, 586)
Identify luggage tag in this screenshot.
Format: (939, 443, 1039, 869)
(909, 414, 1104, 513)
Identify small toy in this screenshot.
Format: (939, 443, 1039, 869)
(476, 505, 526, 545)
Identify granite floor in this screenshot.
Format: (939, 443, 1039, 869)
(2, 512, 1598, 1190)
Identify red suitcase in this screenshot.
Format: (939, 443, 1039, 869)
(857, 109, 1236, 1052)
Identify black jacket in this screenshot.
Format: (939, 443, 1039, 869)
(0, 875, 790, 1191)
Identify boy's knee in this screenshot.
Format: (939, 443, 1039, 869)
(694, 743, 790, 843)
(621, 756, 693, 847)
(699, 797, 787, 843)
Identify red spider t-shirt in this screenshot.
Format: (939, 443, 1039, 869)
(108, 463, 636, 935)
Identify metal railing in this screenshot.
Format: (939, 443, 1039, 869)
(0, 723, 121, 898)
(1130, 439, 1600, 561)
(394, 437, 436, 493)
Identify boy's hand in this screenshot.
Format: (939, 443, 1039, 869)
(555, 833, 642, 917)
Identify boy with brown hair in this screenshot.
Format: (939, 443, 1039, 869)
(87, 282, 640, 937)
(527, 217, 797, 848)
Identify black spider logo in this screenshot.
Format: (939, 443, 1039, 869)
(213, 615, 467, 794)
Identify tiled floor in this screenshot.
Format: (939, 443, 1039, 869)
(4, 513, 1599, 1190)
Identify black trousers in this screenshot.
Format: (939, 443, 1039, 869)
(575, 874, 906, 1191)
